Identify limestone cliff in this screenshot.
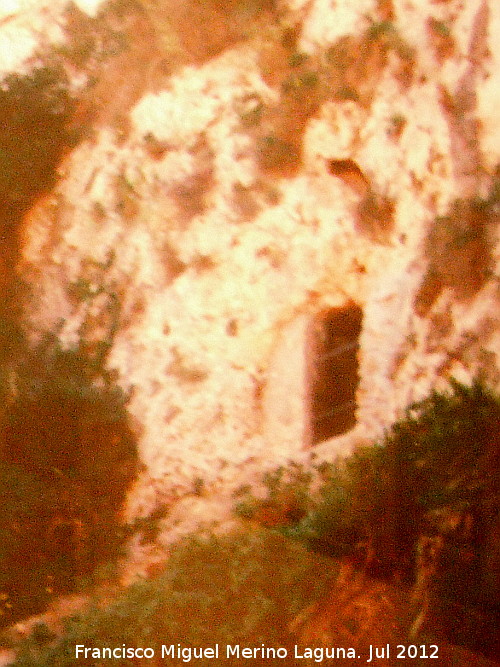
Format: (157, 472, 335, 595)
(1, 0, 499, 532)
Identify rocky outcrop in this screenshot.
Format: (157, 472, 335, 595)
(1, 0, 498, 522)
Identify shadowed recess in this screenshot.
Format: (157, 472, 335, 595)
(307, 304, 363, 445)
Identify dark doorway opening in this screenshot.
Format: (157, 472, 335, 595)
(307, 304, 362, 445)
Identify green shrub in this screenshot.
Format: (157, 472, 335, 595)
(234, 462, 314, 528)
(365, 21, 414, 61)
(0, 65, 75, 218)
(0, 332, 138, 627)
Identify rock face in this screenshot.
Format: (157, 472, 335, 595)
(1, 0, 499, 521)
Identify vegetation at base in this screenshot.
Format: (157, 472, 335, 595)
(11, 530, 339, 667)
(234, 379, 500, 658)
(0, 319, 138, 628)
(5, 380, 499, 663)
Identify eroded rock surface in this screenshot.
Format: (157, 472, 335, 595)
(1, 0, 498, 529)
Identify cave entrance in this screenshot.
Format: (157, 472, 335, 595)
(306, 304, 362, 445)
